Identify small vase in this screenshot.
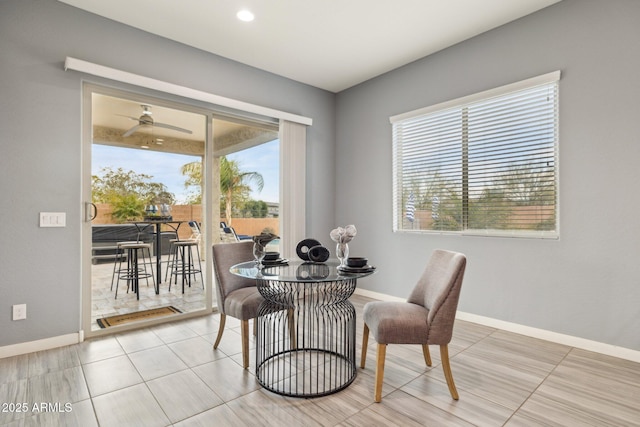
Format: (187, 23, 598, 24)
(253, 242, 266, 268)
(336, 243, 349, 267)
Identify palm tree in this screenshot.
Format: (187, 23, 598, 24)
(220, 157, 263, 225)
(180, 162, 203, 204)
(181, 156, 263, 225)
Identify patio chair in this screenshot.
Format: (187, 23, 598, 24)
(220, 225, 240, 242)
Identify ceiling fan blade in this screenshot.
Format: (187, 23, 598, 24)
(123, 124, 143, 137)
(153, 122, 193, 134)
(115, 114, 141, 122)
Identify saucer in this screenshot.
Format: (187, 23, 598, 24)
(338, 265, 376, 274)
(262, 258, 289, 266)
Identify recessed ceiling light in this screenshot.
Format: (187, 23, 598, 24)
(237, 9, 255, 22)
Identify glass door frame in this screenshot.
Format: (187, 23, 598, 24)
(78, 75, 309, 339)
(81, 83, 214, 338)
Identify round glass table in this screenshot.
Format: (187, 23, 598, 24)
(230, 260, 375, 397)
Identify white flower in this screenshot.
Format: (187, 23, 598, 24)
(330, 225, 357, 244)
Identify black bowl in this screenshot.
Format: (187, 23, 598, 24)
(347, 257, 368, 268)
(264, 251, 280, 261)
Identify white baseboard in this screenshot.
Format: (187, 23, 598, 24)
(355, 287, 405, 302)
(0, 333, 82, 359)
(5, 292, 640, 364)
(354, 289, 640, 363)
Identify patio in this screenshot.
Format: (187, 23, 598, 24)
(90, 252, 208, 332)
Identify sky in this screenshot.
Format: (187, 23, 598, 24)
(92, 139, 279, 204)
(228, 139, 279, 202)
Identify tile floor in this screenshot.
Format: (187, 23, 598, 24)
(91, 253, 207, 331)
(2, 295, 640, 426)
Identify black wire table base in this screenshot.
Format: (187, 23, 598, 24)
(256, 277, 357, 397)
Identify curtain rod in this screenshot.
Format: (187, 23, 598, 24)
(64, 57, 313, 126)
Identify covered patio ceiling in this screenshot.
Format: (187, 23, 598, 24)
(91, 93, 278, 157)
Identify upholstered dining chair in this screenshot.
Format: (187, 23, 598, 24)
(360, 249, 467, 402)
(211, 240, 263, 369)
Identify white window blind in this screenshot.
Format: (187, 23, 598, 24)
(392, 71, 560, 238)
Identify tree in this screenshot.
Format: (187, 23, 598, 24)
(241, 200, 268, 218)
(220, 157, 264, 224)
(494, 163, 555, 206)
(403, 170, 463, 231)
(181, 156, 264, 225)
(180, 161, 203, 204)
(92, 167, 175, 222)
(405, 162, 555, 232)
(110, 193, 146, 223)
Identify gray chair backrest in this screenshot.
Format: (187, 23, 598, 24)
(212, 241, 255, 314)
(406, 249, 466, 344)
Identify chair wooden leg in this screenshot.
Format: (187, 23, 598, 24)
(213, 313, 226, 349)
(360, 323, 370, 369)
(440, 344, 459, 400)
(374, 343, 386, 403)
(422, 344, 432, 367)
(241, 319, 250, 369)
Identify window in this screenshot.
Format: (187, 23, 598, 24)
(392, 71, 560, 238)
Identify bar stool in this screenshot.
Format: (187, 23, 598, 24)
(167, 221, 203, 293)
(110, 226, 154, 291)
(114, 242, 154, 300)
(164, 236, 180, 282)
(110, 241, 140, 291)
(168, 240, 203, 293)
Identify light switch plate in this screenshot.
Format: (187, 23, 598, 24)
(40, 212, 66, 227)
(13, 304, 26, 320)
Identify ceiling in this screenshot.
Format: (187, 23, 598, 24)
(58, 0, 561, 93)
(91, 93, 278, 156)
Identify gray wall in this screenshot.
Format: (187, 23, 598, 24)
(0, 0, 335, 347)
(2, 0, 639, 353)
(336, 0, 640, 351)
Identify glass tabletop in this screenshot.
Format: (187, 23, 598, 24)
(230, 260, 376, 282)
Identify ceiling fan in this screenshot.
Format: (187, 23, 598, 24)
(120, 104, 193, 137)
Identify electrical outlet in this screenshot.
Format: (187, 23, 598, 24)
(12, 304, 26, 321)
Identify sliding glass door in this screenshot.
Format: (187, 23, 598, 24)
(82, 84, 281, 336)
(85, 87, 209, 334)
